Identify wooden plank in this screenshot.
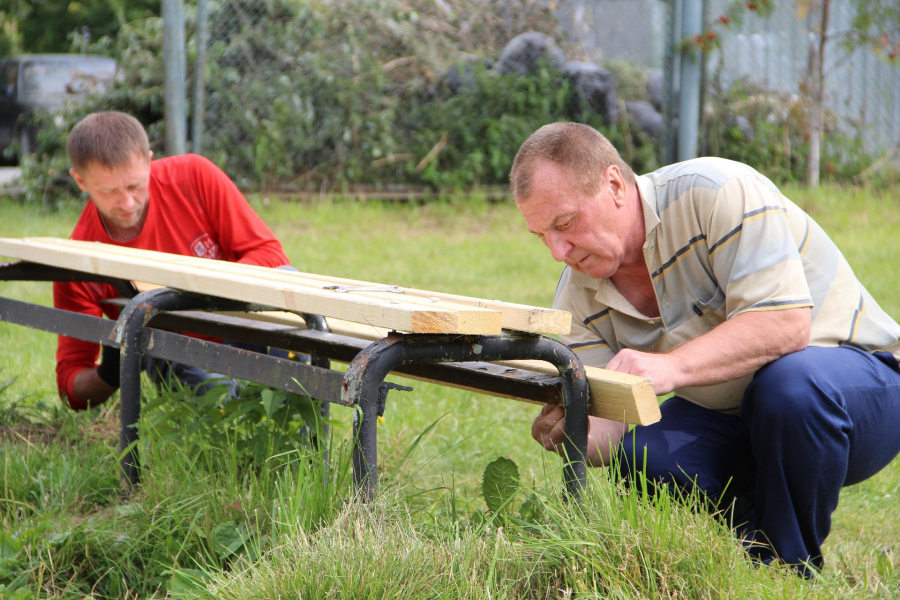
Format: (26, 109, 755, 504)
(214, 311, 659, 425)
(0, 238, 502, 335)
(32, 237, 571, 335)
(497, 360, 660, 425)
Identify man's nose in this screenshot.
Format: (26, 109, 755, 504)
(544, 232, 572, 262)
(120, 191, 138, 209)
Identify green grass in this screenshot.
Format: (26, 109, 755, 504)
(0, 184, 898, 598)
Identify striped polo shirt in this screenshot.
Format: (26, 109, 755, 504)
(555, 157, 900, 412)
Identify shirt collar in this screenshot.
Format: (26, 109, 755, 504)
(635, 174, 661, 239)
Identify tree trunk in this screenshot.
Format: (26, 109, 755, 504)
(806, 0, 831, 188)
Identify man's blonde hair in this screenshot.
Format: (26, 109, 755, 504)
(510, 122, 635, 201)
(67, 112, 150, 173)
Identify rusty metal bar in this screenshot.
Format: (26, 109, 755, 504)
(117, 288, 214, 489)
(0, 295, 116, 344)
(0, 296, 568, 407)
(343, 333, 590, 501)
(99, 301, 566, 404)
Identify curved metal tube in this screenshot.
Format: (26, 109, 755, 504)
(116, 288, 266, 490)
(343, 333, 590, 500)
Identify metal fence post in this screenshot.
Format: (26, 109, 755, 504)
(192, 0, 209, 156)
(663, 0, 681, 165)
(162, 0, 187, 156)
(677, 0, 703, 161)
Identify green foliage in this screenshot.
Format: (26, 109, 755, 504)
(18, 0, 661, 202)
(142, 380, 323, 470)
(196, 0, 648, 190)
(603, 59, 650, 102)
(0, 383, 351, 597)
(845, 0, 900, 61)
(10, 0, 894, 201)
(0, 0, 159, 55)
(702, 80, 877, 184)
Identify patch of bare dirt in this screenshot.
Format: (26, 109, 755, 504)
(0, 424, 60, 445)
(0, 402, 121, 447)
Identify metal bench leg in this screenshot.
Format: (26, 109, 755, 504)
(115, 288, 195, 491)
(561, 374, 589, 498)
(351, 383, 380, 498)
(343, 333, 590, 501)
(114, 288, 275, 492)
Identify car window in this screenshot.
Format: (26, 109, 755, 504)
(20, 60, 115, 101)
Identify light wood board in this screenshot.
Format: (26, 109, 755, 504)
(1, 237, 657, 422)
(0, 237, 501, 334)
(26, 237, 571, 335)
(495, 360, 660, 424)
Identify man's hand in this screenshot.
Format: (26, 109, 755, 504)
(532, 403, 566, 452)
(606, 349, 682, 395)
(531, 404, 627, 467)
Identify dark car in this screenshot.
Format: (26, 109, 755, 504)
(0, 54, 116, 157)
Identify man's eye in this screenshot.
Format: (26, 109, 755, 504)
(558, 220, 573, 231)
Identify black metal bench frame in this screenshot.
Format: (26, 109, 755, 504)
(0, 262, 590, 499)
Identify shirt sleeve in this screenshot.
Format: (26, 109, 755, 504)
(188, 155, 290, 268)
(53, 280, 104, 410)
(553, 269, 617, 368)
(705, 175, 814, 319)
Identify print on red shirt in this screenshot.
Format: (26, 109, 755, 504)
(191, 232, 222, 259)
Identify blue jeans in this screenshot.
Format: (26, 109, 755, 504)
(616, 346, 900, 575)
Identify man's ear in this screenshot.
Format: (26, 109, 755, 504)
(606, 165, 627, 207)
(148, 150, 153, 162)
(69, 168, 87, 192)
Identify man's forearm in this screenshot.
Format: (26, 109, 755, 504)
(71, 367, 117, 407)
(668, 307, 811, 389)
(608, 307, 811, 395)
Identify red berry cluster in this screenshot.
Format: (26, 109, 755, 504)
(692, 30, 718, 51)
(879, 33, 899, 61)
(685, 0, 772, 54)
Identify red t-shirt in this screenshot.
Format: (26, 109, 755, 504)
(53, 154, 289, 409)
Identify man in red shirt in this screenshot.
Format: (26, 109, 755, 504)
(55, 111, 292, 410)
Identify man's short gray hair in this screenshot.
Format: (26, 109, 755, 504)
(510, 122, 635, 201)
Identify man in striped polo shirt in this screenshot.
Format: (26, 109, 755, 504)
(511, 122, 900, 575)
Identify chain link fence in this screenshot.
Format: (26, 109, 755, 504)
(560, 0, 899, 173)
(193, 0, 898, 189)
(708, 0, 900, 162)
(193, 0, 667, 191)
